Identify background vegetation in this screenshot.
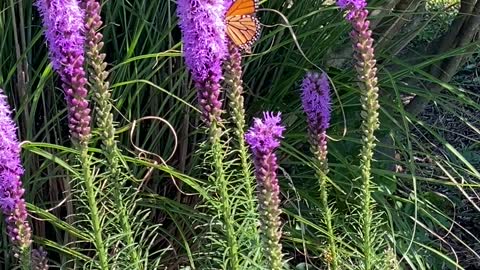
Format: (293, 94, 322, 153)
(1, 0, 479, 269)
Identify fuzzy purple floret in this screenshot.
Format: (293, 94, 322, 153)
(224, 0, 233, 12)
(36, 0, 91, 142)
(301, 72, 331, 134)
(0, 89, 32, 250)
(337, 0, 366, 10)
(337, 0, 367, 20)
(177, 0, 227, 83)
(177, 0, 227, 124)
(245, 112, 285, 155)
(0, 91, 24, 213)
(83, 0, 103, 46)
(36, 0, 85, 75)
(245, 112, 284, 267)
(32, 247, 49, 270)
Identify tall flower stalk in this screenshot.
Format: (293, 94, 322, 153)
(0, 89, 32, 270)
(337, 1, 381, 269)
(36, 1, 108, 269)
(301, 72, 338, 269)
(224, 41, 257, 230)
(245, 112, 285, 270)
(82, 0, 140, 267)
(177, 1, 239, 268)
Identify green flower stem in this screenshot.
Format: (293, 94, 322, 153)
(84, 1, 141, 267)
(352, 10, 381, 270)
(79, 145, 109, 270)
(311, 131, 338, 269)
(19, 247, 31, 270)
(87, 34, 140, 270)
(225, 42, 256, 223)
(209, 121, 239, 270)
(359, 80, 379, 270)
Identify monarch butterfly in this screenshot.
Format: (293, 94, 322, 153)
(225, 0, 261, 51)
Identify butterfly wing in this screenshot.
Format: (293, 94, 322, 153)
(226, 0, 258, 17)
(226, 0, 260, 49)
(226, 15, 260, 49)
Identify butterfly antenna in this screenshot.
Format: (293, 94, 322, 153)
(258, 7, 347, 140)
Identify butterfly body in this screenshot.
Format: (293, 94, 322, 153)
(225, 0, 260, 51)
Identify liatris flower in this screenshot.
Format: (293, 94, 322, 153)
(301, 72, 331, 165)
(0, 89, 32, 262)
(177, 0, 227, 124)
(82, 0, 117, 160)
(224, 40, 257, 209)
(245, 112, 285, 270)
(82, 0, 117, 162)
(337, 0, 379, 117)
(225, 42, 246, 133)
(337, 0, 367, 20)
(301, 72, 338, 269)
(36, 0, 91, 144)
(337, 1, 381, 269)
(82, 1, 142, 267)
(32, 247, 49, 270)
(301, 72, 331, 132)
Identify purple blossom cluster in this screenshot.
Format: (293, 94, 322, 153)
(337, 0, 366, 10)
(32, 247, 49, 270)
(245, 112, 285, 156)
(301, 72, 331, 136)
(177, 0, 227, 83)
(337, 1, 381, 267)
(337, 0, 379, 120)
(301, 72, 331, 165)
(245, 112, 284, 269)
(83, 0, 103, 48)
(337, 0, 367, 20)
(36, 0, 91, 143)
(0, 89, 32, 254)
(177, 0, 227, 124)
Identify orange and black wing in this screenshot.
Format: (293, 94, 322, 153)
(226, 15, 260, 48)
(226, 0, 258, 17)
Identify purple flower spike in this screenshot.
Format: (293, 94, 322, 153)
(32, 247, 49, 270)
(0, 89, 32, 255)
(177, 0, 227, 83)
(302, 72, 337, 267)
(245, 112, 284, 269)
(36, 0, 91, 143)
(245, 112, 285, 155)
(177, 0, 227, 124)
(336, 0, 380, 129)
(337, 0, 367, 20)
(301, 72, 331, 135)
(301, 72, 331, 164)
(338, 0, 381, 267)
(337, 0, 366, 10)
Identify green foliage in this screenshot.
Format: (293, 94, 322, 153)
(416, 0, 459, 44)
